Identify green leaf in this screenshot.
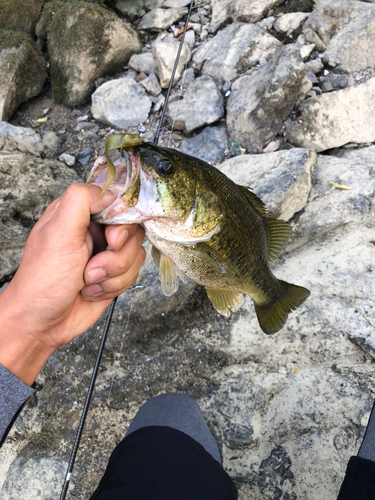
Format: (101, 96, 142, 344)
(36, 117, 48, 123)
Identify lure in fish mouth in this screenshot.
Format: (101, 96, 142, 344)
(88, 134, 310, 334)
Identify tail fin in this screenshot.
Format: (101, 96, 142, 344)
(254, 280, 310, 335)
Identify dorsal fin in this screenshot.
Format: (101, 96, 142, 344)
(238, 186, 290, 262)
(238, 185, 267, 217)
(265, 218, 291, 263)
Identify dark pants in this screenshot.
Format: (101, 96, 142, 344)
(90, 394, 375, 500)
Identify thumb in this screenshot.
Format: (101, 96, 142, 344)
(51, 184, 116, 244)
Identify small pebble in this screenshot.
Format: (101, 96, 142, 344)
(138, 125, 146, 133)
(74, 122, 98, 131)
(136, 72, 147, 83)
(222, 81, 231, 93)
(77, 115, 89, 122)
(59, 153, 75, 167)
(321, 80, 334, 92)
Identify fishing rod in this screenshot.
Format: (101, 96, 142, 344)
(60, 1, 195, 498)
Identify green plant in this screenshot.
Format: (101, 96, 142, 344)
(135, 2, 144, 13)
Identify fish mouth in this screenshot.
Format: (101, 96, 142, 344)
(88, 147, 142, 223)
(88, 148, 136, 197)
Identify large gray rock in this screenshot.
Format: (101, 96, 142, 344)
(1, 456, 68, 500)
(285, 77, 375, 152)
(218, 148, 316, 221)
(200, 362, 373, 499)
(0, 30, 46, 121)
(210, 0, 284, 32)
(280, 226, 375, 361)
(0, 122, 60, 157)
(0, 138, 80, 281)
(0, 0, 43, 35)
(179, 125, 229, 165)
(303, 0, 375, 71)
(45, 2, 142, 107)
(92, 77, 152, 128)
(288, 153, 375, 251)
(192, 22, 281, 85)
(166, 75, 224, 133)
(337, 144, 375, 163)
(163, 0, 192, 7)
(138, 7, 188, 31)
(116, 0, 164, 17)
(153, 37, 191, 88)
(226, 44, 312, 153)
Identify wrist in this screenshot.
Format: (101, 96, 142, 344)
(0, 289, 56, 386)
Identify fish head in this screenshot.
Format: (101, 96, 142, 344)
(88, 140, 197, 227)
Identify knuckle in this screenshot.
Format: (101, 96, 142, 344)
(117, 258, 130, 274)
(66, 183, 85, 197)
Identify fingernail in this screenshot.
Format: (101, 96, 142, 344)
(116, 229, 129, 251)
(86, 268, 106, 285)
(83, 284, 103, 297)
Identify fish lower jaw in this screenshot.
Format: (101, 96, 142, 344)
(92, 199, 147, 224)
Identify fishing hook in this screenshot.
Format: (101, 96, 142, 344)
(60, 1, 195, 498)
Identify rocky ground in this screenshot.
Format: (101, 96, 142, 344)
(0, 0, 375, 499)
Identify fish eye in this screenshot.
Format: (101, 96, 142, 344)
(157, 159, 174, 175)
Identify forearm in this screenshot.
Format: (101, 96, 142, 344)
(0, 290, 56, 386)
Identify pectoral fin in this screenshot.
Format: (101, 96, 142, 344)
(205, 288, 244, 317)
(192, 242, 227, 274)
(151, 245, 161, 268)
(159, 254, 185, 297)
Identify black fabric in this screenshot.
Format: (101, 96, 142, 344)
(358, 399, 375, 462)
(337, 456, 375, 500)
(90, 425, 238, 500)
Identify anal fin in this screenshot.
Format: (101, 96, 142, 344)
(206, 288, 244, 317)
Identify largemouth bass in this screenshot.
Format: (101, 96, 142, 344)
(88, 134, 310, 334)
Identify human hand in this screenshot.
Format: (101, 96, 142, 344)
(0, 184, 146, 385)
